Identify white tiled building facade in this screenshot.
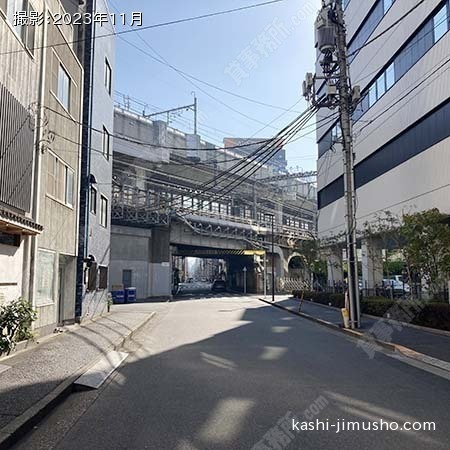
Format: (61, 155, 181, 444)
(316, 0, 450, 286)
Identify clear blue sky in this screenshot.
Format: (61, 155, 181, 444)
(110, 0, 321, 171)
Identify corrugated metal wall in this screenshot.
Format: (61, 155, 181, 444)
(0, 82, 35, 212)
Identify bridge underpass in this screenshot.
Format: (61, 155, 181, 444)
(173, 247, 268, 295)
(109, 216, 302, 300)
(109, 106, 317, 300)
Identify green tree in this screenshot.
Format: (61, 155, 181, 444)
(401, 209, 450, 297)
(295, 238, 326, 287)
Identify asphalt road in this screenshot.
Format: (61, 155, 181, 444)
(13, 295, 450, 450)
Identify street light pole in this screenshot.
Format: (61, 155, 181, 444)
(263, 251, 267, 298)
(243, 266, 247, 295)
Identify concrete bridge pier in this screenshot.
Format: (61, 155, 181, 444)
(324, 247, 344, 289)
(361, 238, 384, 292)
(110, 225, 172, 300)
(228, 256, 258, 294)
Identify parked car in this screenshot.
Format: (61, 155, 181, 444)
(211, 280, 227, 292)
(392, 275, 410, 292)
(383, 276, 410, 296)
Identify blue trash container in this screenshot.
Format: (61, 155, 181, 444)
(125, 287, 137, 303)
(112, 290, 125, 304)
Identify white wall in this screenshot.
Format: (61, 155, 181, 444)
(0, 241, 24, 305)
(317, 1, 450, 238)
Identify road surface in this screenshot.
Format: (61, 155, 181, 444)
(13, 295, 450, 450)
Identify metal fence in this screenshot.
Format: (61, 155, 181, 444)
(318, 282, 449, 302)
(276, 278, 311, 294)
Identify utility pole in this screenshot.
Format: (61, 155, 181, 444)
(271, 214, 275, 302)
(335, 0, 360, 328)
(303, 0, 361, 328)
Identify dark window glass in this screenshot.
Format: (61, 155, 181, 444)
(99, 266, 108, 290)
(90, 186, 97, 214)
(348, 0, 394, 61)
(318, 128, 333, 158)
(320, 98, 450, 209)
(0, 232, 20, 247)
(87, 262, 98, 292)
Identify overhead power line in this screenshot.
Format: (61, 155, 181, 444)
(0, 0, 285, 56)
(123, 107, 315, 215)
(116, 35, 283, 131)
(166, 107, 319, 215)
(117, 38, 302, 114)
(44, 104, 275, 151)
(45, 100, 331, 153)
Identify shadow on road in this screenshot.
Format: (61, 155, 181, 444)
(6, 299, 450, 450)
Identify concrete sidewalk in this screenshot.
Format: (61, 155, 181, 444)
(263, 296, 450, 366)
(0, 304, 157, 448)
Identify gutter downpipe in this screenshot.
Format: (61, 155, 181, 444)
(28, 1, 48, 314)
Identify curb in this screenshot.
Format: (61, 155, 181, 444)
(0, 312, 156, 450)
(259, 297, 450, 374)
(290, 296, 450, 338)
(362, 312, 450, 337)
(0, 312, 113, 364)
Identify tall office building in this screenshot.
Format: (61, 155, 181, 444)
(316, 0, 450, 286)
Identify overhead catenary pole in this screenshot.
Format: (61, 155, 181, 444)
(193, 93, 198, 135)
(335, 0, 360, 328)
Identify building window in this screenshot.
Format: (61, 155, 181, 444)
(376, 74, 386, 99)
(182, 196, 192, 208)
(46, 152, 75, 207)
(57, 64, 71, 110)
(105, 58, 112, 95)
(98, 266, 108, 289)
(434, 5, 448, 42)
(368, 83, 377, 107)
(24, 2, 35, 53)
(383, 0, 393, 13)
(36, 249, 56, 306)
(87, 262, 98, 292)
(102, 126, 110, 160)
(353, 2, 450, 123)
(100, 195, 108, 227)
(0, 232, 20, 247)
(65, 167, 74, 207)
(4, 1, 34, 52)
(348, 0, 396, 62)
(90, 186, 97, 214)
(385, 63, 395, 89)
